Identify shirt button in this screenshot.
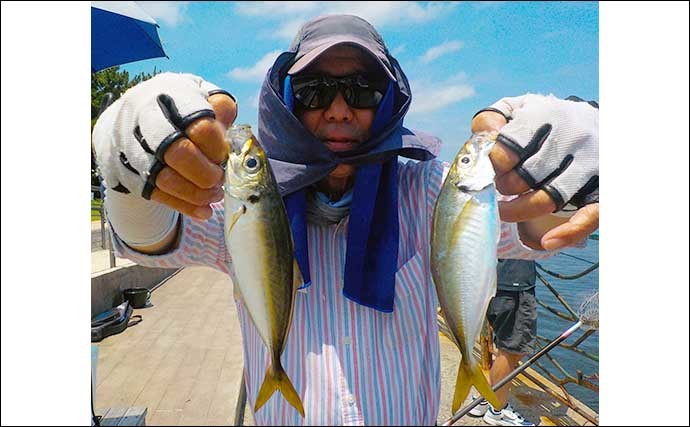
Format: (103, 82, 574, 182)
(348, 395, 356, 406)
(343, 336, 351, 345)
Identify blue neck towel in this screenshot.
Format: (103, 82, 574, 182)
(283, 78, 399, 312)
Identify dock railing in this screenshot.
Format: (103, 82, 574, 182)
(527, 251, 599, 424)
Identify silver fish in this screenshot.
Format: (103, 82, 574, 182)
(431, 132, 502, 413)
(224, 124, 305, 417)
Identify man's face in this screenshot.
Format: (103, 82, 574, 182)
(295, 45, 379, 153)
(294, 45, 384, 198)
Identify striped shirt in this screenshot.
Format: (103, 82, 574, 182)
(110, 159, 554, 425)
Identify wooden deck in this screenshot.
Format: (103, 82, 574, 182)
(93, 265, 598, 426)
(94, 266, 244, 426)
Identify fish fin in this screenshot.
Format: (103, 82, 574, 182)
(293, 258, 304, 289)
(452, 362, 473, 413)
(458, 362, 502, 412)
(226, 204, 246, 233)
(452, 362, 502, 413)
(254, 362, 305, 417)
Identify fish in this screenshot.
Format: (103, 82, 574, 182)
(223, 124, 305, 417)
(430, 132, 503, 413)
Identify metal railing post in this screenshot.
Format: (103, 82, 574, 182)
(108, 230, 116, 269)
(94, 185, 116, 269)
(99, 205, 106, 249)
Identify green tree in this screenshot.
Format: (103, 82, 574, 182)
(91, 66, 160, 192)
(91, 66, 160, 127)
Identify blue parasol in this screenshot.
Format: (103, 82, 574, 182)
(91, 1, 168, 73)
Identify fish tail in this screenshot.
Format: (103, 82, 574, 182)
(254, 361, 305, 417)
(452, 361, 502, 413)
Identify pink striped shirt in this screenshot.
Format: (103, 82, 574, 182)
(110, 159, 554, 425)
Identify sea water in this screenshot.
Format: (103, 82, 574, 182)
(534, 236, 599, 412)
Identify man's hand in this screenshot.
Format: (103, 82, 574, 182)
(471, 97, 599, 250)
(92, 73, 238, 254)
(149, 91, 236, 220)
(92, 73, 237, 220)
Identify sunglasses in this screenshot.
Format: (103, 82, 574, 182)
(291, 73, 388, 110)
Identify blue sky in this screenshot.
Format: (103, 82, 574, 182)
(123, 1, 598, 163)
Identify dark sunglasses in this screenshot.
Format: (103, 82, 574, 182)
(291, 73, 388, 110)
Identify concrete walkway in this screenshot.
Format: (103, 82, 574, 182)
(91, 220, 134, 273)
(91, 249, 134, 274)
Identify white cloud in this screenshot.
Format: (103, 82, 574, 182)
(247, 94, 260, 109)
(234, 2, 459, 41)
(136, 1, 190, 27)
(235, 2, 320, 16)
(391, 44, 407, 56)
(408, 73, 475, 114)
(227, 50, 282, 81)
(420, 40, 463, 64)
(275, 18, 309, 41)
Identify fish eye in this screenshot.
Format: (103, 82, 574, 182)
(244, 156, 259, 172)
(460, 155, 471, 166)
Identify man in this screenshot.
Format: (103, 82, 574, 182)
(469, 259, 539, 426)
(92, 14, 598, 425)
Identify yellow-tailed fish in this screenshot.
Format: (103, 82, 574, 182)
(223, 124, 305, 417)
(431, 132, 502, 413)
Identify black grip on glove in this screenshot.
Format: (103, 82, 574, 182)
(497, 123, 553, 189)
(476, 95, 599, 211)
(139, 94, 216, 200)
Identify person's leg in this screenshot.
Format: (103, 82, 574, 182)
(490, 349, 525, 407)
(481, 289, 538, 426)
(469, 291, 516, 418)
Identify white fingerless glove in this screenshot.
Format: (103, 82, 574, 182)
(103, 188, 180, 247)
(92, 72, 232, 198)
(92, 72, 233, 246)
(477, 93, 599, 213)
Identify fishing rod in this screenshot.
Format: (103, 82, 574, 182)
(441, 292, 598, 426)
(234, 368, 247, 426)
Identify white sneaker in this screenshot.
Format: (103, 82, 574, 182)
(482, 403, 535, 426)
(467, 395, 489, 417)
